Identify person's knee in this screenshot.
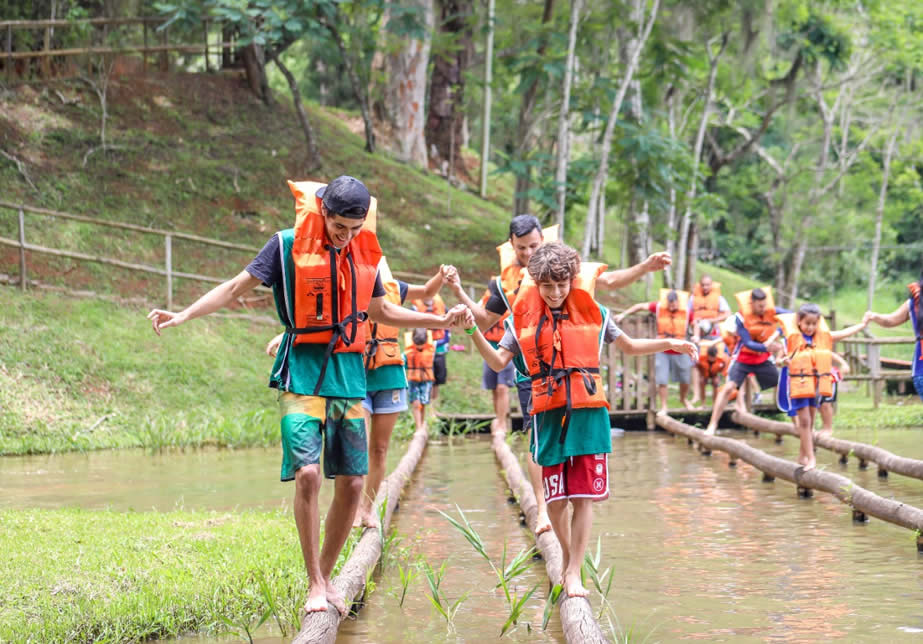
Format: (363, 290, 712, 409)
(295, 464, 322, 494)
(369, 439, 389, 462)
(341, 475, 365, 497)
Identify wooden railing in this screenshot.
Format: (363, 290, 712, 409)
(838, 336, 917, 408)
(1, 16, 235, 83)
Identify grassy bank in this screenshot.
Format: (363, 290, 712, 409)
(0, 507, 360, 643)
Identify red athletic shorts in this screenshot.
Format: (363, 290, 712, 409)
(541, 454, 609, 503)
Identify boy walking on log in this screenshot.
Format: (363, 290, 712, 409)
(147, 176, 467, 616)
(404, 328, 436, 431)
(444, 214, 672, 538)
(467, 242, 696, 597)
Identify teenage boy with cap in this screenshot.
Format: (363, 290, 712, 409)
(147, 175, 468, 617)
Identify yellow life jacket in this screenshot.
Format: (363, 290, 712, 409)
(778, 312, 834, 399)
(656, 289, 690, 339)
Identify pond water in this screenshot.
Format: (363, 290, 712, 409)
(7, 427, 923, 642)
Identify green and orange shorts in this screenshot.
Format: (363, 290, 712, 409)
(278, 393, 367, 481)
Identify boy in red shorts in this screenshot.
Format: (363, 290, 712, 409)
(468, 242, 696, 597)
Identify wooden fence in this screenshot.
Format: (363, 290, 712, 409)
(838, 336, 917, 408)
(1, 16, 235, 83)
(0, 201, 483, 311)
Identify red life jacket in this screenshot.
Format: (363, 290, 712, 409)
(656, 289, 691, 339)
(692, 282, 722, 321)
(412, 295, 446, 341)
(364, 256, 403, 371)
(404, 331, 435, 382)
(779, 312, 834, 399)
(734, 287, 778, 358)
(513, 262, 609, 444)
(479, 290, 508, 343)
(286, 180, 382, 393)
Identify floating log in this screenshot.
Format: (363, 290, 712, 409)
(732, 410, 923, 483)
(292, 425, 429, 644)
(655, 414, 923, 539)
(491, 430, 609, 644)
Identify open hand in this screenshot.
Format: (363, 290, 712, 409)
(614, 313, 626, 325)
(147, 309, 185, 336)
(672, 340, 698, 362)
(643, 251, 672, 273)
(266, 333, 284, 357)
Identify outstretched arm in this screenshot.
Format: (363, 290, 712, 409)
(864, 301, 910, 328)
(147, 270, 263, 335)
(614, 332, 698, 361)
(830, 318, 869, 342)
(443, 265, 504, 331)
(404, 267, 445, 301)
(470, 326, 515, 372)
(597, 252, 671, 290)
(369, 297, 467, 329)
(614, 302, 650, 324)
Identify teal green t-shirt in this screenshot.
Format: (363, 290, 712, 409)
(529, 407, 612, 467)
(269, 343, 367, 399)
(365, 363, 408, 393)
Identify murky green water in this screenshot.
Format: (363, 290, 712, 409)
(7, 428, 923, 642)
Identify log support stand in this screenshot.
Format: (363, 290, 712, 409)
(852, 509, 868, 523)
(797, 486, 813, 499)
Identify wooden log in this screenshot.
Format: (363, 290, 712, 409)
(491, 430, 609, 644)
(732, 410, 923, 483)
(656, 414, 923, 535)
(292, 425, 429, 644)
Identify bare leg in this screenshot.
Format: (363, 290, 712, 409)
(795, 407, 816, 470)
(293, 464, 326, 613)
(690, 368, 702, 405)
(491, 384, 510, 436)
(528, 423, 551, 536)
(411, 402, 424, 430)
(818, 401, 834, 436)
(710, 377, 720, 403)
(546, 499, 570, 582)
(563, 499, 592, 597)
(431, 385, 439, 404)
(706, 380, 738, 434)
(680, 383, 695, 409)
(658, 384, 669, 414)
(320, 474, 364, 615)
(355, 411, 399, 528)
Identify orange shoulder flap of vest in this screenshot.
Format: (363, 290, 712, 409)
(658, 288, 690, 310)
(287, 180, 378, 233)
(480, 288, 508, 342)
(734, 286, 776, 318)
(693, 282, 721, 298)
(496, 224, 559, 297)
(404, 330, 434, 350)
(365, 256, 403, 370)
(512, 262, 604, 323)
(779, 312, 831, 350)
(412, 295, 446, 340)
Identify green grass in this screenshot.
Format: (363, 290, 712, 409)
(0, 288, 277, 455)
(0, 507, 359, 643)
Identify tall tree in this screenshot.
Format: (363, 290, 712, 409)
(553, 0, 581, 231)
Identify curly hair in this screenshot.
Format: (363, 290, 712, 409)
(527, 241, 580, 283)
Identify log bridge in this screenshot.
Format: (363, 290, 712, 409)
(656, 413, 923, 551)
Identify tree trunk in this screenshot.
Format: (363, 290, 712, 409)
(512, 0, 555, 215)
(269, 52, 320, 172)
(240, 44, 270, 104)
(370, 0, 434, 166)
(324, 18, 376, 153)
(685, 219, 698, 288)
(676, 34, 726, 290)
(554, 0, 582, 231)
(479, 0, 495, 197)
(426, 0, 474, 179)
(868, 126, 899, 309)
(665, 90, 677, 287)
(582, 0, 660, 257)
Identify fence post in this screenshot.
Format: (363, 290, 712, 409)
(42, 24, 51, 77)
(159, 25, 168, 71)
(204, 19, 210, 72)
(18, 208, 27, 291)
(869, 342, 882, 409)
(165, 234, 173, 310)
(6, 24, 12, 85)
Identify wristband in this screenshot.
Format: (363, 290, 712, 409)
(465, 327, 475, 335)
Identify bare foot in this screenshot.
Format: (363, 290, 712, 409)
(326, 581, 347, 616)
(535, 511, 552, 537)
(816, 429, 832, 438)
(682, 400, 696, 410)
(353, 507, 379, 530)
(704, 425, 716, 436)
(303, 581, 328, 614)
(659, 407, 668, 416)
(563, 571, 589, 598)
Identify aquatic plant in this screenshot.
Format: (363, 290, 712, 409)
(420, 558, 468, 629)
(583, 535, 615, 619)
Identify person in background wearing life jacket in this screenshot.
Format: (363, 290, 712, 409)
(704, 287, 788, 435)
(410, 294, 450, 404)
(616, 289, 696, 413)
(775, 304, 867, 469)
(689, 275, 732, 405)
(864, 270, 923, 401)
(694, 341, 729, 404)
(477, 289, 517, 436)
(443, 214, 672, 538)
(265, 259, 448, 530)
(467, 242, 697, 599)
(405, 328, 436, 431)
(146, 176, 469, 617)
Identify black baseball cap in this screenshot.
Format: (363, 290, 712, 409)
(315, 175, 371, 219)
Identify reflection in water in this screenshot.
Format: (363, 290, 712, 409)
(8, 430, 923, 642)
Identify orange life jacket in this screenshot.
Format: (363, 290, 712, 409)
(364, 256, 403, 371)
(692, 282, 722, 321)
(697, 339, 729, 377)
(479, 290, 508, 343)
(403, 331, 435, 382)
(656, 289, 690, 339)
(778, 312, 834, 399)
(719, 316, 739, 356)
(910, 282, 922, 363)
(734, 287, 778, 357)
(513, 262, 609, 444)
(412, 295, 446, 341)
(495, 224, 559, 308)
(286, 180, 383, 393)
